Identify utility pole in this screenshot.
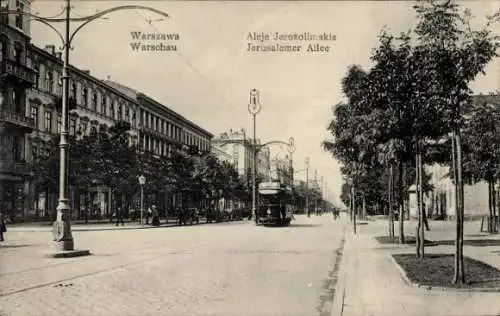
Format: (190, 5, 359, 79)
(305, 157, 310, 216)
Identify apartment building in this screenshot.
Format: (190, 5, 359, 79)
(0, 0, 213, 221)
(211, 128, 271, 181)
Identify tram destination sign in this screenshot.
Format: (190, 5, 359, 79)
(258, 182, 281, 191)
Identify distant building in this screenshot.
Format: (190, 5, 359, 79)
(409, 94, 499, 220)
(211, 128, 271, 181)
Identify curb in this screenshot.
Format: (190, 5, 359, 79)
(389, 254, 500, 293)
(7, 219, 249, 233)
(8, 224, 170, 233)
(331, 228, 350, 316)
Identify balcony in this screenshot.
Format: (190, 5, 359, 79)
(137, 123, 179, 143)
(1, 59, 36, 88)
(0, 160, 32, 176)
(0, 110, 35, 131)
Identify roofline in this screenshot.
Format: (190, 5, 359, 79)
(137, 92, 213, 138)
(31, 44, 140, 106)
(31, 44, 213, 138)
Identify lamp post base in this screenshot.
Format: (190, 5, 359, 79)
(49, 199, 90, 257)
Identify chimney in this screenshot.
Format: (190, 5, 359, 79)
(44, 45, 55, 55)
(55, 52, 62, 59)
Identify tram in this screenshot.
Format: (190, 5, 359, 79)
(256, 181, 294, 226)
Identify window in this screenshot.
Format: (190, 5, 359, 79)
(91, 92, 97, 111)
(124, 107, 129, 122)
(109, 101, 114, 119)
(0, 41, 5, 61)
(13, 136, 24, 161)
(15, 0, 24, 29)
(32, 145, 38, 160)
(31, 105, 38, 129)
(0, 4, 8, 25)
(71, 82, 77, 99)
(101, 95, 106, 115)
(34, 64, 40, 89)
(130, 110, 135, 124)
(44, 111, 52, 132)
(69, 117, 76, 136)
(45, 71, 54, 94)
(90, 125, 97, 134)
(13, 89, 22, 113)
(81, 87, 88, 106)
(79, 121, 87, 134)
(14, 44, 22, 64)
(117, 104, 122, 120)
(57, 114, 61, 133)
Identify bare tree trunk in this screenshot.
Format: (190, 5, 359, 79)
(418, 147, 425, 257)
(453, 129, 465, 284)
(352, 183, 357, 235)
(489, 179, 493, 233)
(493, 180, 497, 233)
(84, 190, 89, 224)
(388, 164, 394, 238)
(416, 146, 422, 258)
(399, 160, 405, 244)
(362, 194, 367, 220)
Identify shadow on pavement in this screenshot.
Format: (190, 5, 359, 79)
(287, 224, 322, 228)
(0, 244, 32, 249)
(433, 239, 500, 247)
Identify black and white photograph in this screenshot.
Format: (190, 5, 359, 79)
(1, 0, 500, 315)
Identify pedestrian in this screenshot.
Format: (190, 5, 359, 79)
(0, 212, 6, 242)
(151, 205, 160, 226)
(146, 205, 152, 225)
(115, 206, 124, 226)
(422, 203, 430, 231)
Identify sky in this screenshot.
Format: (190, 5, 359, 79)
(30, 0, 500, 206)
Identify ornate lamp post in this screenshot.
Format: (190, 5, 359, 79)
(138, 175, 146, 226)
(248, 89, 261, 222)
(7, 0, 169, 254)
(288, 137, 295, 183)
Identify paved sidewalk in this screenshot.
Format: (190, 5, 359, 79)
(333, 219, 500, 316)
(5, 218, 246, 232)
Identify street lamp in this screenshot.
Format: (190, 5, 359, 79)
(7, 0, 169, 254)
(138, 175, 146, 226)
(248, 89, 261, 222)
(288, 137, 295, 183)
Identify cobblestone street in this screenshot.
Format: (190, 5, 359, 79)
(0, 215, 345, 316)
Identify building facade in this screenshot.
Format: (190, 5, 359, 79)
(1, 1, 213, 221)
(211, 128, 271, 181)
(0, 0, 37, 222)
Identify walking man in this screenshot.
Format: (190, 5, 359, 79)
(115, 206, 124, 226)
(422, 203, 430, 231)
(0, 212, 6, 242)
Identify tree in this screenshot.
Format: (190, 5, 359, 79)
(412, 0, 499, 283)
(462, 96, 500, 233)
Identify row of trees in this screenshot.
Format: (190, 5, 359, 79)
(323, 0, 500, 284)
(32, 121, 250, 219)
(32, 121, 323, 220)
